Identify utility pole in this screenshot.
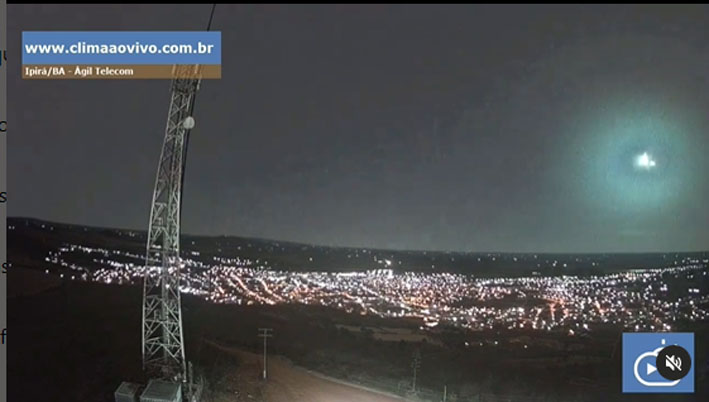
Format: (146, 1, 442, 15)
(443, 384, 447, 402)
(411, 349, 421, 393)
(258, 328, 273, 380)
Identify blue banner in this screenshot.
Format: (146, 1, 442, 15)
(22, 31, 221, 65)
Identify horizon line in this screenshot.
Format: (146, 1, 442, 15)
(9, 215, 709, 256)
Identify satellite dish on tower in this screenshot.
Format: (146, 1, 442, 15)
(183, 116, 195, 130)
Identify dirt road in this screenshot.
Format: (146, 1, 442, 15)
(207, 341, 405, 402)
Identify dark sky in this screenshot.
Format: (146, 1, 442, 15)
(9, 4, 709, 253)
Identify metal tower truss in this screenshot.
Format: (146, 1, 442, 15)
(142, 64, 202, 382)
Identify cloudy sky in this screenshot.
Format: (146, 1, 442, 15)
(9, 4, 709, 252)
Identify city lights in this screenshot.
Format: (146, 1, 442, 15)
(37, 239, 709, 335)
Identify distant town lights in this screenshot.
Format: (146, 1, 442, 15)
(40, 238, 709, 335)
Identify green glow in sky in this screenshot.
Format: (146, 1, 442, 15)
(568, 99, 697, 216)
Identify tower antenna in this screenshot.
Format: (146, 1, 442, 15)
(141, 3, 217, 391)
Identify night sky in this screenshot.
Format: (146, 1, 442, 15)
(9, 5, 709, 253)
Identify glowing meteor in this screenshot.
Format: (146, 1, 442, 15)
(635, 152, 656, 170)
